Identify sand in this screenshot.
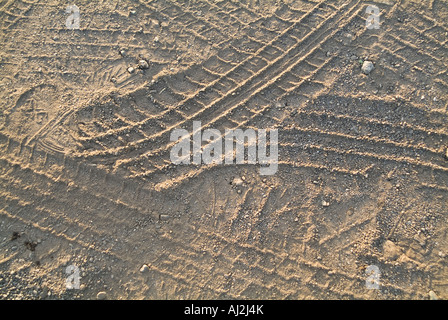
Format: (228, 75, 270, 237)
(0, 0, 447, 300)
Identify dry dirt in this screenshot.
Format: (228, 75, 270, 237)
(0, 0, 447, 300)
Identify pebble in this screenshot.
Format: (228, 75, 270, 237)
(154, 36, 159, 43)
(140, 264, 150, 273)
(159, 214, 170, 221)
(96, 291, 107, 300)
(40, 288, 48, 299)
(322, 200, 330, 207)
(127, 66, 135, 74)
(138, 59, 149, 70)
(361, 60, 375, 75)
(429, 290, 439, 300)
(232, 177, 244, 186)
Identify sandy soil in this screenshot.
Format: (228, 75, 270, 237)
(0, 0, 447, 300)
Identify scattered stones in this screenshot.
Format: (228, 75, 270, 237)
(429, 290, 439, 300)
(383, 240, 401, 260)
(361, 60, 375, 75)
(138, 59, 149, 70)
(96, 291, 107, 300)
(140, 264, 150, 273)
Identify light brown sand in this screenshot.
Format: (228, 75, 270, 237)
(0, 0, 447, 299)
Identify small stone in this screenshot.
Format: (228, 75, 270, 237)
(127, 66, 135, 74)
(322, 200, 330, 207)
(119, 49, 126, 57)
(429, 290, 439, 300)
(154, 36, 159, 43)
(237, 189, 242, 194)
(138, 59, 149, 70)
(97, 291, 107, 300)
(140, 264, 149, 273)
(232, 177, 244, 186)
(159, 214, 170, 221)
(383, 240, 401, 260)
(40, 288, 48, 299)
(361, 60, 375, 74)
